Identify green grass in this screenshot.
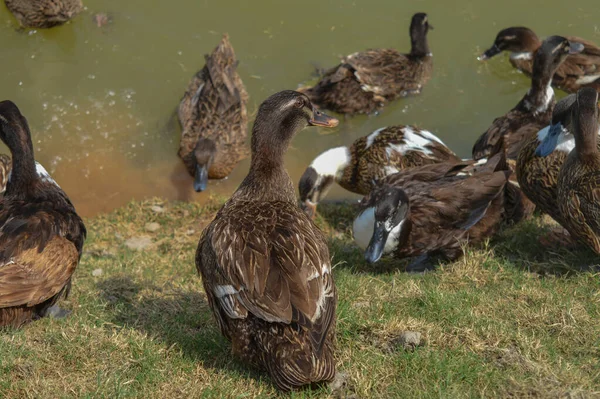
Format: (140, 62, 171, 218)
(1, 198, 600, 398)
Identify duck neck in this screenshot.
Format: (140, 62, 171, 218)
(236, 126, 296, 202)
(5, 123, 37, 195)
(410, 34, 430, 57)
(523, 73, 554, 115)
(575, 126, 599, 162)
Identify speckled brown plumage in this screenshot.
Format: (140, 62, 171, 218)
(481, 27, 600, 93)
(196, 91, 337, 391)
(0, 100, 86, 328)
(298, 125, 459, 218)
(557, 88, 600, 253)
(4, 0, 82, 28)
(299, 13, 433, 115)
(356, 156, 509, 263)
(178, 34, 248, 185)
(0, 154, 11, 194)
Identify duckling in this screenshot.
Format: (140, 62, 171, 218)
(0, 154, 12, 194)
(556, 88, 600, 253)
(473, 36, 584, 161)
(0, 101, 86, 328)
(479, 27, 600, 93)
(299, 13, 433, 115)
(196, 91, 339, 391)
(4, 0, 83, 28)
(178, 34, 248, 192)
(353, 154, 509, 271)
(298, 125, 460, 217)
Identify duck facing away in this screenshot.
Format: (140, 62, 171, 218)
(196, 91, 339, 391)
(473, 36, 583, 161)
(479, 27, 600, 93)
(298, 125, 460, 217)
(0, 101, 86, 328)
(517, 93, 600, 228)
(299, 12, 433, 115)
(4, 0, 83, 28)
(556, 88, 600, 253)
(353, 155, 509, 272)
(178, 34, 248, 192)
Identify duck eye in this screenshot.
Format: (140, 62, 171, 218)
(294, 99, 305, 108)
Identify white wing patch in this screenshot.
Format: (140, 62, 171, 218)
(35, 162, 60, 187)
(365, 127, 387, 148)
(510, 51, 533, 60)
(575, 74, 600, 85)
(385, 126, 443, 157)
(310, 146, 351, 179)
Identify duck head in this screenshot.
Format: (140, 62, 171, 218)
(532, 36, 583, 79)
(353, 186, 409, 264)
(572, 87, 600, 159)
(192, 138, 216, 192)
(409, 13, 433, 56)
(298, 147, 350, 218)
(0, 101, 33, 156)
(479, 27, 541, 60)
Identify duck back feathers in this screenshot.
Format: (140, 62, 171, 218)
(0, 100, 85, 328)
(178, 34, 249, 187)
(4, 0, 83, 28)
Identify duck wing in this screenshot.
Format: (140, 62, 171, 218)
(0, 236, 78, 308)
(554, 36, 600, 81)
(564, 170, 600, 235)
(199, 201, 336, 350)
(344, 49, 411, 97)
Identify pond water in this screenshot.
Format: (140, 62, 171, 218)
(1, 0, 598, 216)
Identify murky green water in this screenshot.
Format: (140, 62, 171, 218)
(1, 0, 598, 216)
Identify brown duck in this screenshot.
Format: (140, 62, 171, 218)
(196, 91, 339, 391)
(479, 27, 600, 93)
(178, 34, 248, 192)
(4, 0, 82, 28)
(556, 88, 600, 253)
(298, 125, 460, 217)
(353, 154, 509, 272)
(516, 93, 600, 228)
(299, 12, 433, 115)
(0, 101, 86, 328)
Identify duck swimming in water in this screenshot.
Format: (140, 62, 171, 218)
(196, 91, 338, 391)
(4, 0, 83, 28)
(0, 101, 86, 328)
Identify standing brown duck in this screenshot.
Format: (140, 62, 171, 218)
(556, 88, 600, 253)
(4, 0, 83, 28)
(178, 34, 248, 192)
(0, 101, 86, 328)
(196, 91, 339, 391)
(300, 13, 433, 115)
(298, 125, 460, 217)
(479, 27, 600, 93)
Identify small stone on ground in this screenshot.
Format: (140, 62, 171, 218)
(145, 222, 160, 232)
(125, 236, 153, 251)
(92, 268, 103, 277)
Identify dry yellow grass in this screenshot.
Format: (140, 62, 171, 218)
(1, 198, 599, 398)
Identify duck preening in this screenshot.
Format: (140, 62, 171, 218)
(0, 101, 86, 328)
(196, 91, 338, 391)
(178, 34, 249, 192)
(479, 27, 600, 93)
(298, 125, 459, 218)
(553, 88, 600, 253)
(4, 0, 83, 28)
(299, 12, 433, 115)
(353, 154, 509, 272)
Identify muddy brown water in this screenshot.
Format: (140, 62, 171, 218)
(0, 0, 598, 216)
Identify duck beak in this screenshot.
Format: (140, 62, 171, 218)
(478, 44, 502, 61)
(194, 164, 209, 192)
(535, 123, 563, 157)
(301, 200, 317, 219)
(568, 42, 584, 54)
(364, 223, 388, 264)
(309, 108, 339, 128)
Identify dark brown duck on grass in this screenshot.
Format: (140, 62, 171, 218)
(479, 27, 600, 93)
(196, 91, 339, 391)
(298, 125, 460, 218)
(555, 88, 600, 254)
(0, 101, 86, 328)
(353, 154, 509, 272)
(300, 12, 433, 115)
(178, 34, 248, 192)
(4, 0, 83, 28)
